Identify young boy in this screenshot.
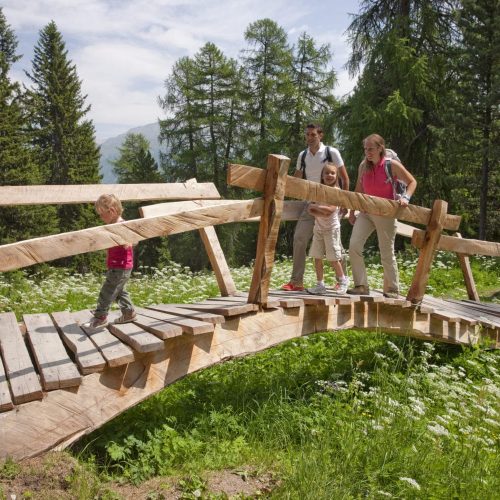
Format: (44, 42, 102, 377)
(83, 194, 137, 329)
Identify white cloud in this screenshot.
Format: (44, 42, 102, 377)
(3, 0, 360, 142)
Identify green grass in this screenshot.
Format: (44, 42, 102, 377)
(0, 251, 499, 498)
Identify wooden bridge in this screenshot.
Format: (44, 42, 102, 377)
(0, 154, 499, 461)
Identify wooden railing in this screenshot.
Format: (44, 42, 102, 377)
(0, 155, 498, 306)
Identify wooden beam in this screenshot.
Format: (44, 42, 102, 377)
(227, 163, 461, 231)
(0, 181, 221, 206)
(199, 226, 237, 297)
(411, 230, 500, 257)
(407, 200, 448, 304)
(454, 233, 480, 301)
(141, 199, 305, 221)
(248, 154, 290, 305)
(0, 200, 264, 272)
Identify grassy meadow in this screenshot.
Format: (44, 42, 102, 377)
(0, 251, 499, 499)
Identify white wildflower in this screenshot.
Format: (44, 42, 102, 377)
(399, 477, 421, 490)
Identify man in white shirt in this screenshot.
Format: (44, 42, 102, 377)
(282, 123, 350, 291)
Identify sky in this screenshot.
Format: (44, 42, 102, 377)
(3, 0, 361, 143)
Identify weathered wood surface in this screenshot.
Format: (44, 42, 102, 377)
(0, 355, 14, 412)
(108, 322, 165, 353)
(227, 163, 461, 231)
(0, 182, 221, 206)
(145, 304, 225, 324)
(51, 311, 107, 374)
(199, 226, 237, 296)
(248, 154, 289, 305)
(0, 200, 264, 272)
(407, 200, 449, 304)
(0, 294, 499, 461)
(0, 312, 43, 404)
(454, 233, 480, 301)
(73, 310, 136, 367)
(137, 307, 215, 335)
(23, 313, 82, 391)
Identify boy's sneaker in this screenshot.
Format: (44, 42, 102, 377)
(307, 283, 327, 295)
(114, 310, 137, 324)
(282, 282, 305, 291)
(334, 277, 350, 294)
(82, 315, 108, 329)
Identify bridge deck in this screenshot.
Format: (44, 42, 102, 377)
(0, 291, 498, 460)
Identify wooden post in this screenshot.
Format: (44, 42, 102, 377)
(199, 226, 237, 297)
(407, 199, 448, 304)
(247, 154, 290, 306)
(454, 233, 480, 301)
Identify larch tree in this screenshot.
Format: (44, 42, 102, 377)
(24, 21, 101, 271)
(339, 0, 459, 207)
(241, 19, 293, 166)
(0, 8, 57, 245)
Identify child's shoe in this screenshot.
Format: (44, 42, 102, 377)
(307, 283, 327, 295)
(334, 276, 350, 294)
(82, 315, 108, 329)
(114, 309, 137, 324)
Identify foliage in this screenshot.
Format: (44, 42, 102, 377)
(23, 20, 101, 271)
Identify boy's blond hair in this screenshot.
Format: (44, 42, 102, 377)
(95, 194, 123, 215)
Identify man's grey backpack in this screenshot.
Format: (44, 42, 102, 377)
(384, 148, 407, 201)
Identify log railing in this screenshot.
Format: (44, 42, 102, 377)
(0, 156, 498, 306)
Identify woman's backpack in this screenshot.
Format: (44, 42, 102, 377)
(384, 149, 407, 201)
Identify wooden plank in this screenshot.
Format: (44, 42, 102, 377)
(227, 163, 461, 231)
(108, 323, 165, 353)
(412, 230, 500, 257)
(208, 294, 281, 309)
(0, 354, 14, 412)
(0, 200, 263, 272)
(23, 313, 82, 391)
(141, 199, 305, 222)
(50, 311, 106, 374)
(396, 221, 417, 238)
(72, 310, 135, 367)
(454, 233, 480, 301)
(248, 154, 290, 304)
(407, 200, 449, 304)
(172, 301, 255, 317)
(132, 313, 184, 339)
(136, 307, 214, 335)
(0, 181, 221, 206)
(145, 304, 225, 324)
(199, 226, 237, 296)
(0, 312, 43, 405)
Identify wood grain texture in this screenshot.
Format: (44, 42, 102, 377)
(0, 200, 263, 272)
(227, 163, 461, 231)
(248, 154, 290, 304)
(0, 182, 221, 206)
(407, 200, 448, 304)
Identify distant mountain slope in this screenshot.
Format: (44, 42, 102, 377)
(98, 122, 162, 183)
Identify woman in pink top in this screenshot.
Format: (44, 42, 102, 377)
(347, 134, 417, 298)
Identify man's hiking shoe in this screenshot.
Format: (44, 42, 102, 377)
(307, 284, 327, 295)
(82, 315, 108, 329)
(346, 285, 370, 295)
(281, 282, 305, 292)
(383, 291, 400, 299)
(114, 310, 137, 324)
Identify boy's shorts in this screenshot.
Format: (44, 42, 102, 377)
(309, 227, 343, 261)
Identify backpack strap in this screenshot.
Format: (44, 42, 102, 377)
(325, 146, 332, 162)
(300, 149, 307, 178)
(384, 158, 393, 184)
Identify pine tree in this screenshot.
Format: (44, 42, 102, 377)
(0, 8, 58, 245)
(24, 21, 101, 271)
(241, 19, 293, 165)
